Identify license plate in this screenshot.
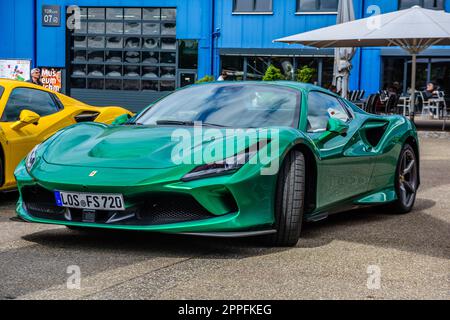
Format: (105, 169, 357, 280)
(54, 191, 125, 211)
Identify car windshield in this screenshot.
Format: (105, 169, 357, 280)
(0, 85, 4, 100)
(134, 83, 301, 128)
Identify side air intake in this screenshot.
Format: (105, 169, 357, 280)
(74, 111, 100, 123)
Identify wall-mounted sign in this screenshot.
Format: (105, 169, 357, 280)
(40, 67, 63, 92)
(0, 59, 31, 81)
(42, 5, 61, 27)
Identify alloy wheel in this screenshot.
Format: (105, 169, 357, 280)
(398, 148, 417, 208)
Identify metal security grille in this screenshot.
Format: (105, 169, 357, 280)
(68, 7, 177, 92)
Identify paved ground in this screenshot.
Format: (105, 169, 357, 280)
(0, 135, 448, 300)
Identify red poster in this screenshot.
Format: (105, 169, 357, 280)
(40, 67, 62, 92)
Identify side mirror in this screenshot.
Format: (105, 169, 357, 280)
(11, 110, 41, 130)
(318, 118, 349, 144)
(112, 113, 132, 125)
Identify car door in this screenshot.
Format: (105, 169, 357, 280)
(306, 90, 374, 210)
(0, 87, 75, 174)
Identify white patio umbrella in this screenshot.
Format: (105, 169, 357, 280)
(333, 0, 356, 99)
(275, 6, 450, 114)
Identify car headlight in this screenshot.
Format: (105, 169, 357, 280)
(181, 146, 259, 182)
(26, 144, 40, 172)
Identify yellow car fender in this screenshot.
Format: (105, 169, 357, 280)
(94, 106, 134, 124)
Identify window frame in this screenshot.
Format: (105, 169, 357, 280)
(68, 6, 178, 92)
(1, 87, 63, 122)
(306, 90, 352, 133)
(296, 0, 339, 15)
(232, 0, 274, 15)
(51, 93, 65, 111)
(398, 0, 445, 10)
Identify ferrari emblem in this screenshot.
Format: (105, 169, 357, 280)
(89, 170, 98, 177)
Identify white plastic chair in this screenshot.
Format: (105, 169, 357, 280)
(420, 91, 439, 118)
(437, 91, 447, 118)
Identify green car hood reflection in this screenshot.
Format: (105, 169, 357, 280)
(42, 123, 266, 169)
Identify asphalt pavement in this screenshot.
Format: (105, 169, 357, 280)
(0, 133, 448, 300)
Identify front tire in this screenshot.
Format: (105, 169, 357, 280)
(390, 144, 419, 214)
(266, 150, 305, 247)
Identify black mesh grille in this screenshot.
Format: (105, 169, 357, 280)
(136, 195, 214, 225)
(21, 186, 216, 226)
(22, 186, 67, 219)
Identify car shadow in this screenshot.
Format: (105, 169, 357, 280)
(299, 197, 449, 260)
(20, 196, 448, 261)
(22, 227, 289, 260)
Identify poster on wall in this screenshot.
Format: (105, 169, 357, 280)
(0, 59, 31, 81)
(40, 67, 63, 92)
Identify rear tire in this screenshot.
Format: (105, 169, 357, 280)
(265, 150, 305, 247)
(389, 144, 418, 214)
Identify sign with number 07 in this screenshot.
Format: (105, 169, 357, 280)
(42, 5, 61, 27)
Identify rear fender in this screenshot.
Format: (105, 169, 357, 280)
(369, 115, 418, 190)
(94, 107, 134, 124)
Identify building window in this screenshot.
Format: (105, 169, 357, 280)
(178, 40, 198, 69)
(68, 7, 178, 92)
(233, 0, 273, 13)
(221, 56, 245, 80)
(220, 55, 333, 85)
(246, 56, 271, 80)
(382, 57, 406, 94)
(296, 57, 318, 83)
(296, 0, 339, 13)
(271, 57, 295, 80)
(382, 56, 450, 95)
(399, 0, 445, 10)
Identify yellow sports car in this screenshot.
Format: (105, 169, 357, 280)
(0, 79, 132, 191)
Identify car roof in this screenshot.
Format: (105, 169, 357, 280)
(193, 80, 333, 94)
(0, 78, 43, 90)
(272, 81, 326, 91)
(0, 78, 94, 108)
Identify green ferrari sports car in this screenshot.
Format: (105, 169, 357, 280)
(14, 82, 419, 246)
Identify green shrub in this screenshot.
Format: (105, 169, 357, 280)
(296, 65, 316, 83)
(196, 75, 215, 83)
(262, 65, 285, 81)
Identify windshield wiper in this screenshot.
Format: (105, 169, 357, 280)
(155, 120, 228, 128)
(201, 122, 228, 128)
(156, 120, 195, 126)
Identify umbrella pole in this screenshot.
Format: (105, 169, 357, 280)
(341, 74, 347, 99)
(410, 53, 417, 122)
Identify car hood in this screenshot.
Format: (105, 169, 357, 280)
(43, 123, 270, 169)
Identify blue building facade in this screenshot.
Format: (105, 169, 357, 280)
(1, 0, 449, 110)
